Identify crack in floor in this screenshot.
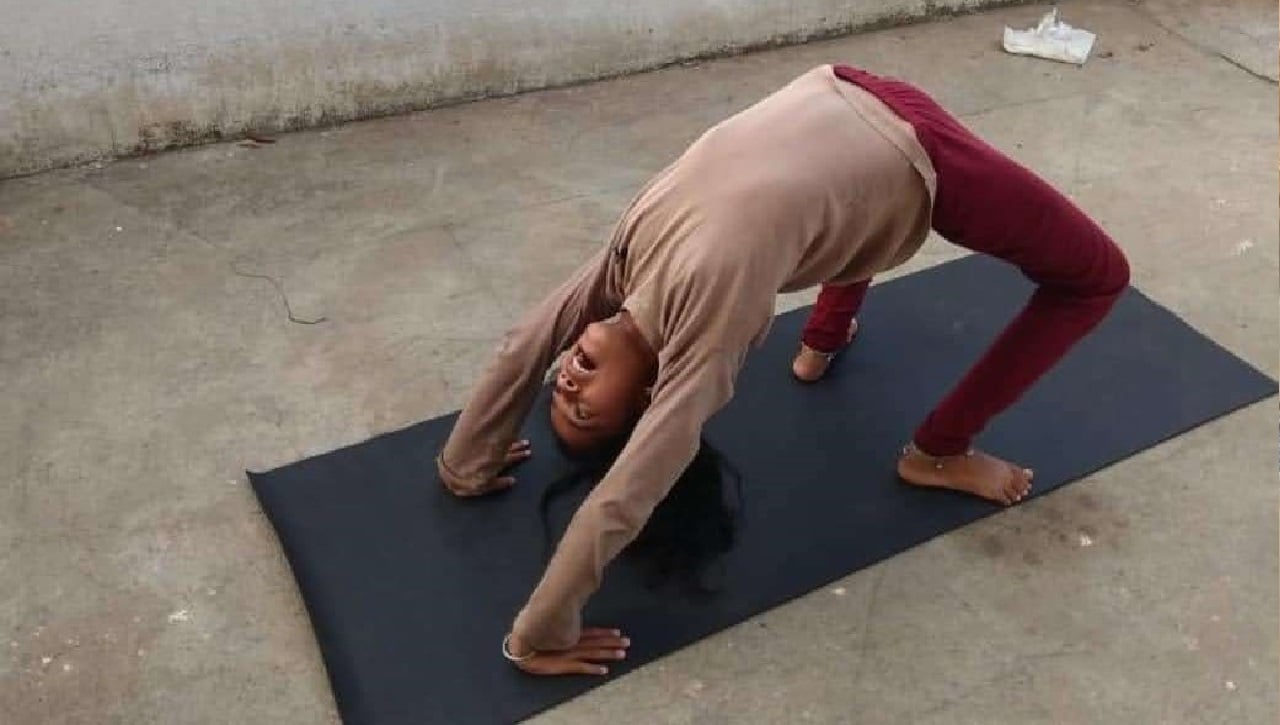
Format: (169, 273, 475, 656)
(229, 260, 327, 326)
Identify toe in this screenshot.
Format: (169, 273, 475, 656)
(1019, 467, 1034, 492)
(995, 478, 1018, 505)
(1005, 467, 1028, 502)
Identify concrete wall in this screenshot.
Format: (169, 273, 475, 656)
(1, 0, 1024, 178)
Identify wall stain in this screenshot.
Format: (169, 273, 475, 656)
(1, 0, 1033, 179)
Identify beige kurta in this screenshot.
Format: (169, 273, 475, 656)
(437, 65, 938, 650)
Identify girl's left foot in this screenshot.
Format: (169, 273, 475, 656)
(792, 320, 858, 382)
(897, 443, 1033, 505)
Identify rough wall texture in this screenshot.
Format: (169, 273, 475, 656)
(0, 0, 1029, 177)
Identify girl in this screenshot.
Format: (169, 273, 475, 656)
(435, 64, 1129, 676)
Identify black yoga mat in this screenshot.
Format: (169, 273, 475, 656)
(249, 254, 1275, 724)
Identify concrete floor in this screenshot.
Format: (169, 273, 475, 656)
(2, 2, 1276, 723)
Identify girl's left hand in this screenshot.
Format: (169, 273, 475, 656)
(506, 628, 630, 676)
(442, 440, 532, 497)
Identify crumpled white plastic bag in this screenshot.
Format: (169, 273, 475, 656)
(1003, 8, 1097, 65)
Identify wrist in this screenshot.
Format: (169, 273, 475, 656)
(502, 632, 535, 661)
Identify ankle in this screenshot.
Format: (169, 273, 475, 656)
(799, 338, 841, 356)
(909, 426, 973, 457)
(905, 440, 973, 460)
(800, 318, 858, 355)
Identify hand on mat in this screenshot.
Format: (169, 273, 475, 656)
(442, 440, 532, 497)
(507, 628, 630, 676)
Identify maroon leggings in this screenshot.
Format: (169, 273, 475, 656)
(803, 66, 1131, 456)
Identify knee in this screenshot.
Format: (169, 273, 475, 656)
(1041, 234, 1129, 304)
(1096, 239, 1130, 298)
(1071, 231, 1129, 300)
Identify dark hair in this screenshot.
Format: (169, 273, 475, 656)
(540, 435, 744, 596)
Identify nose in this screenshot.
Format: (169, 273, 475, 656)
(557, 369, 579, 393)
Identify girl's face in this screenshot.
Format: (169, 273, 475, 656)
(549, 315, 655, 453)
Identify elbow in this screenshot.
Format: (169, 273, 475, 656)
(567, 487, 657, 565)
(580, 492, 651, 541)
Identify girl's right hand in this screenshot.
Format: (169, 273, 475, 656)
(506, 628, 630, 676)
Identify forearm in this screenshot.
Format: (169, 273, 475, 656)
(510, 349, 734, 650)
(438, 249, 618, 491)
(511, 429, 700, 649)
(504, 256, 761, 651)
(436, 339, 551, 490)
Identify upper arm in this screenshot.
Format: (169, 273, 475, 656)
(509, 252, 768, 648)
(508, 341, 739, 649)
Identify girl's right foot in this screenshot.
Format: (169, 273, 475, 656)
(896, 443, 1034, 505)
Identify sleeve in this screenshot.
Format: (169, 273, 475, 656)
(510, 265, 766, 650)
(436, 247, 619, 493)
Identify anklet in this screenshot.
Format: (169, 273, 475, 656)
(798, 342, 837, 361)
(902, 442, 974, 470)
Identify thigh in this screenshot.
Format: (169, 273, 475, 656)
(833, 65, 1126, 293)
(926, 121, 1125, 293)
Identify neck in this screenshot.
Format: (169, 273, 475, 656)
(618, 310, 659, 379)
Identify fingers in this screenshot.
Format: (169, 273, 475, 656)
(579, 629, 627, 648)
(522, 651, 617, 677)
(518, 656, 608, 676)
(552, 660, 611, 676)
(579, 627, 623, 639)
(571, 648, 628, 663)
(483, 476, 516, 493)
(572, 628, 629, 665)
(503, 439, 533, 465)
(581, 632, 629, 650)
(578, 631, 629, 648)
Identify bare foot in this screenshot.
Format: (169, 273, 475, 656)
(896, 444, 1033, 505)
(792, 319, 859, 383)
